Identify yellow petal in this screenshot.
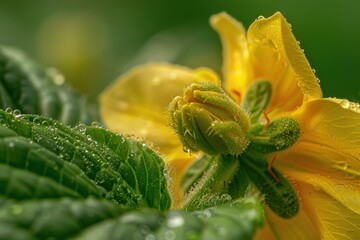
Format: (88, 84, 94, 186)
(255, 194, 320, 240)
(99, 63, 219, 156)
(257, 181, 360, 239)
(247, 12, 322, 113)
(210, 12, 251, 101)
(277, 99, 360, 214)
(299, 183, 360, 239)
(166, 147, 198, 208)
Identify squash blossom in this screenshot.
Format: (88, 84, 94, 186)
(100, 12, 360, 239)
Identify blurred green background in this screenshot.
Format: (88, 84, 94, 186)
(1, 0, 359, 102)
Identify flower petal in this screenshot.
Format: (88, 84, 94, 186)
(247, 12, 322, 113)
(255, 196, 320, 240)
(299, 183, 360, 239)
(166, 148, 198, 208)
(99, 63, 219, 156)
(210, 12, 251, 100)
(278, 99, 360, 214)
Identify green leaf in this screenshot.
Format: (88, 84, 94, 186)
(0, 46, 98, 126)
(0, 197, 127, 240)
(86, 126, 171, 210)
(0, 126, 101, 200)
(76, 197, 264, 240)
(242, 79, 272, 123)
(0, 197, 263, 240)
(192, 197, 264, 240)
(0, 109, 171, 210)
(240, 153, 299, 218)
(0, 163, 83, 200)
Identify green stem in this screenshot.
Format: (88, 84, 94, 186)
(182, 154, 240, 210)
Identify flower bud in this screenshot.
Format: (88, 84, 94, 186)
(169, 82, 251, 155)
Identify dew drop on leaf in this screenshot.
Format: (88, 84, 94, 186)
(145, 234, 156, 240)
(167, 215, 184, 228)
(91, 121, 99, 127)
(13, 109, 21, 117)
(33, 117, 42, 125)
(5, 107, 13, 114)
(41, 120, 49, 127)
(164, 231, 176, 240)
(75, 123, 86, 134)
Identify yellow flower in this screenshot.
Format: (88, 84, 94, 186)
(100, 12, 360, 239)
(100, 64, 220, 204)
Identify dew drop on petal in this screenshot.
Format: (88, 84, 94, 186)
(340, 100, 350, 109)
(183, 146, 190, 153)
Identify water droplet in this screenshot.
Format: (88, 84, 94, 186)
(91, 121, 99, 127)
(140, 225, 151, 234)
(33, 117, 42, 125)
(167, 215, 184, 228)
(183, 146, 190, 153)
(164, 231, 176, 240)
(41, 120, 49, 127)
(75, 123, 87, 134)
(13, 109, 21, 117)
(340, 100, 350, 109)
(86, 135, 92, 141)
(257, 15, 265, 20)
(5, 107, 13, 114)
(0, 115, 5, 124)
(8, 142, 15, 148)
(145, 234, 156, 240)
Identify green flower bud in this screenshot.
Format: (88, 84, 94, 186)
(169, 82, 251, 155)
